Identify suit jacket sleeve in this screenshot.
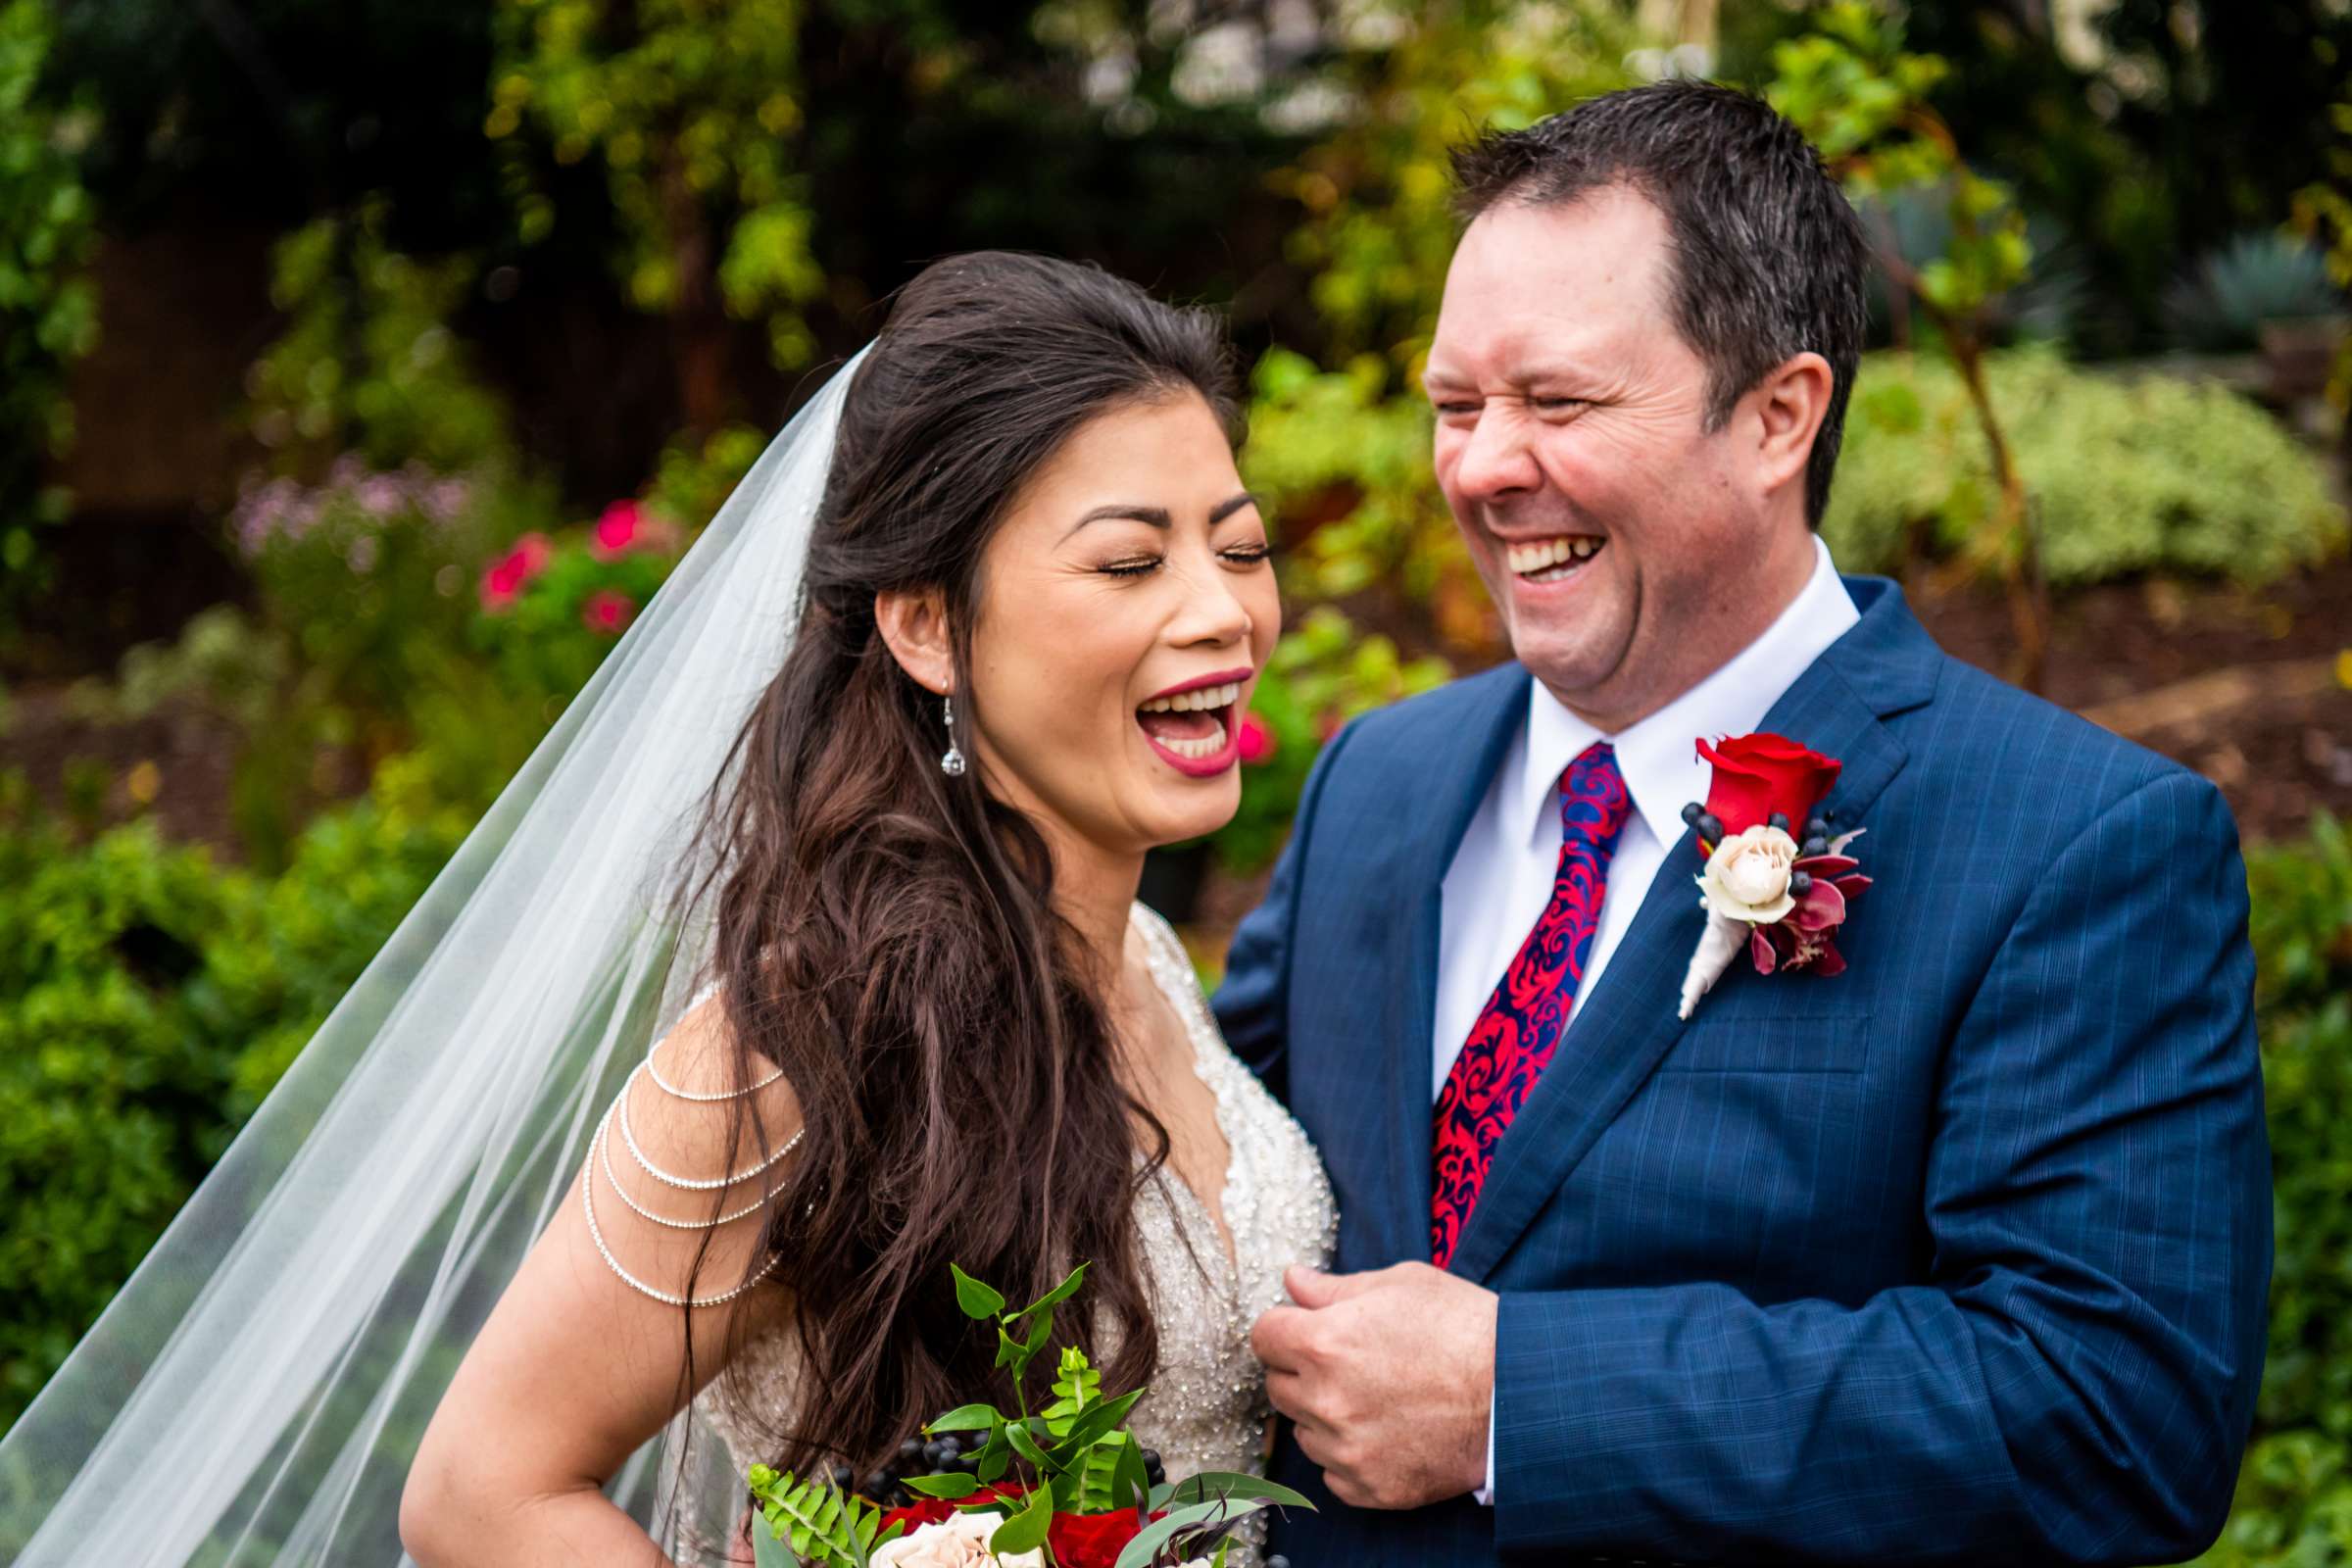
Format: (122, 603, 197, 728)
(1491, 768, 2273, 1564)
(1211, 718, 1357, 1097)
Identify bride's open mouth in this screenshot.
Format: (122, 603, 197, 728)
(1505, 531, 1606, 585)
(1136, 669, 1250, 778)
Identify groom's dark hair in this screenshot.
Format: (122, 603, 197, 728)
(1451, 79, 1868, 527)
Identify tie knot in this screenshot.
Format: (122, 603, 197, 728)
(1559, 741, 1633, 843)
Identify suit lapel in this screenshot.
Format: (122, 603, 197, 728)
(1446, 576, 1940, 1284)
(1374, 663, 1531, 1267)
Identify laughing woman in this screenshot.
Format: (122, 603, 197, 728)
(396, 254, 1336, 1568)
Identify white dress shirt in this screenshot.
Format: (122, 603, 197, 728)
(1442, 535, 1860, 1504)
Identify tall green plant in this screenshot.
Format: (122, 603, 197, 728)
(1765, 1, 2049, 689)
(0, 0, 99, 652)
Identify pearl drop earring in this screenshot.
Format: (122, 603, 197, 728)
(940, 695, 966, 777)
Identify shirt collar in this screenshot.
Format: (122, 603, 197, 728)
(1511, 535, 1862, 851)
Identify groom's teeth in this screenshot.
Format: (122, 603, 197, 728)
(1138, 680, 1243, 714)
(1504, 536, 1603, 575)
(1156, 717, 1230, 760)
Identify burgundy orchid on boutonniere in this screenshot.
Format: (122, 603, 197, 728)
(1676, 733, 1873, 1020)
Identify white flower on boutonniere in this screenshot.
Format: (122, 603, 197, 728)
(1697, 824, 1801, 924)
(1675, 732, 1872, 1021)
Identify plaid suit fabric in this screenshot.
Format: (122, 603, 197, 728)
(1212, 575, 2271, 1566)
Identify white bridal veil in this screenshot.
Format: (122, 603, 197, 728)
(0, 347, 872, 1566)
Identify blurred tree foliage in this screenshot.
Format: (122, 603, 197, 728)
(1767, 2, 2049, 687)
(487, 0, 824, 431)
(1246, 0, 1633, 662)
(1721, 1, 2352, 359)
(0, 0, 97, 656)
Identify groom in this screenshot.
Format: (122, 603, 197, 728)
(1214, 81, 2271, 1564)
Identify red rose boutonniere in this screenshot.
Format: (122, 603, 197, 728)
(1676, 732, 1873, 1020)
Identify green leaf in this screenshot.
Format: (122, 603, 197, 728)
(1005, 1415, 1059, 1475)
(990, 1481, 1055, 1556)
(1158, 1472, 1317, 1510)
(951, 1262, 1005, 1320)
(751, 1511, 796, 1568)
(926, 1403, 1002, 1435)
(903, 1472, 983, 1499)
(1008, 1260, 1090, 1321)
(1110, 1498, 1281, 1568)
(1045, 1387, 1146, 1465)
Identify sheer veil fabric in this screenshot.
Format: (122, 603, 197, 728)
(0, 348, 871, 1566)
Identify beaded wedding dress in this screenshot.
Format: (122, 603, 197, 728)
(589, 902, 1337, 1566)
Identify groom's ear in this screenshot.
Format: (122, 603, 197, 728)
(1747, 350, 1836, 505)
(874, 586, 956, 697)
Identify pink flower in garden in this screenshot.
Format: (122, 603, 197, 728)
(1238, 710, 1277, 765)
(590, 500, 642, 559)
(590, 498, 681, 559)
(581, 587, 637, 635)
(478, 531, 554, 612)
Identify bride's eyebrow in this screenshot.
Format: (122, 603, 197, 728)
(1063, 492, 1258, 539)
(1065, 504, 1170, 539)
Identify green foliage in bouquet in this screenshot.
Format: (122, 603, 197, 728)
(1825, 349, 2347, 589)
(747, 1262, 1308, 1568)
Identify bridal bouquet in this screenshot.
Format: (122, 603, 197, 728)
(746, 1263, 1308, 1568)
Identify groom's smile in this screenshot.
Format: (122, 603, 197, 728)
(1425, 183, 1821, 735)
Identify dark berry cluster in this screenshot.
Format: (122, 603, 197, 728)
(1679, 802, 1836, 858)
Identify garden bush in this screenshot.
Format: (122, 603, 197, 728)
(0, 751, 471, 1434)
(1825, 348, 2347, 588)
(0, 807, 255, 1429)
(2193, 814, 2352, 1566)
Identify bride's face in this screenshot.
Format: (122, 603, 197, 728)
(965, 391, 1279, 859)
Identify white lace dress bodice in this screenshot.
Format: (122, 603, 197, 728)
(688, 903, 1337, 1563)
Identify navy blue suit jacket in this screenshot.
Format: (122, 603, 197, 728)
(1211, 576, 2271, 1564)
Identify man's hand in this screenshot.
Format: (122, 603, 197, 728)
(1250, 1262, 1498, 1510)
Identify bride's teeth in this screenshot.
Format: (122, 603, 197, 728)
(1156, 715, 1230, 760)
(1139, 680, 1242, 714)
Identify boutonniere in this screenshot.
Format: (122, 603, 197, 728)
(1675, 732, 1873, 1020)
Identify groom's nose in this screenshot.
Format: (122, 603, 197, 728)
(1446, 403, 1544, 511)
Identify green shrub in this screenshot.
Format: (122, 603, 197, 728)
(0, 751, 472, 1435)
(2192, 815, 2352, 1566)
(0, 812, 255, 1428)
(1824, 349, 2347, 588)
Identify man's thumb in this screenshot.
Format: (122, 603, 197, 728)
(1285, 1262, 1348, 1307)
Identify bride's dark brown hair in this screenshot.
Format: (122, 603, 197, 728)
(667, 250, 1242, 1488)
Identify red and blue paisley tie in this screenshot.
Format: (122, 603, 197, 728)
(1432, 740, 1633, 1268)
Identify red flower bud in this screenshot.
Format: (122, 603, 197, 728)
(1695, 732, 1840, 840)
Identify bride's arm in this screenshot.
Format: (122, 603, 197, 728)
(399, 989, 801, 1568)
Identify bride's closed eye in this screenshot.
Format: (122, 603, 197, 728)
(1095, 542, 1276, 578)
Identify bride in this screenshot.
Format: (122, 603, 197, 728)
(401, 249, 1335, 1565)
(0, 253, 1332, 1568)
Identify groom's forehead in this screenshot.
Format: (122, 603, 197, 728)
(1433, 198, 1676, 356)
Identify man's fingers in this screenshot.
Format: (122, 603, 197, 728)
(1250, 1302, 1312, 1371)
(1285, 1261, 1392, 1308)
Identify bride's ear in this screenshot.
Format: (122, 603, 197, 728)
(873, 587, 956, 696)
